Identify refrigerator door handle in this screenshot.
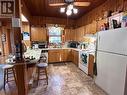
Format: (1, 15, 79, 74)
(98, 36, 100, 45)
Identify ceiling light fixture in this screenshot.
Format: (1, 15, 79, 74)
(60, 4, 78, 16)
(66, 10, 72, 16)
(68, 4, 73, 10)
(60, 7, 65, 13)
(73, 8, 78, 14)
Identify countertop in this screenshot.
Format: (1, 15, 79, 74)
(24, 48, 95, 57)
(31, 48, 91, 52)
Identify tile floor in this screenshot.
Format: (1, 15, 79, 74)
(28, 62, 107, 95)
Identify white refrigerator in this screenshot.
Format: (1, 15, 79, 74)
(95, 28, 127, 95)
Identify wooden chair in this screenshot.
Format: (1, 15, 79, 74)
(3, 65, 17, 89)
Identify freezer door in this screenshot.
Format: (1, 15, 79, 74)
(95, 51, 127, 95)
(97, 28, 127, 55)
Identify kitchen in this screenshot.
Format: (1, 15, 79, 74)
(0, 0, 127, 95)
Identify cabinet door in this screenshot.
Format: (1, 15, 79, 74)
(64, 28, 74, 42)
(67, 49, 72, 61)
(88, 54, 94, 77)
(48, 50, 62, 63)
(78, 26, 85, 41)
(85, 24, 90, 34)
(64, 29, 70, 42)
(91, 21, 97, 34)
(48, 50, 57, 63)
(71, 50, 79, 66)
(62, 49, 71, 62)
(74, 50, 79, 66)
(71, 50, 75, 63)
(31, 27, 47, 41)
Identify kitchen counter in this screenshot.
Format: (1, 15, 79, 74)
(30, 48, 90, 52)
(24, 47, 95, 58)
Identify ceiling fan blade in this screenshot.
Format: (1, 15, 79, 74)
(49, 3, 66, 6)
(74, 2, 91, 6)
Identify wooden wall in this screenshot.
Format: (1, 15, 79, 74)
(76, 0, 127, 26)
(21, 0, 31, 22)
(30, 16, 75, 27)
(21, 0, 127, 43)
(0, 22, 12, 55)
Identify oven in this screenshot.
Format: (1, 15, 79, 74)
(79, 50, 95, 75)
(79, 51, 89, 74)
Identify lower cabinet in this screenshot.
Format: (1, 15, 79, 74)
(88, 54, 94, 77)
(71, 50, 79, 66)
(62, 49, 72, 62)
(48, 50, 61, 63)
(48, 49, 71, 63)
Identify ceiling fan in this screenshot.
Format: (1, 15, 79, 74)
(49, 0, 91, 7)
(49, 0, 91, 16)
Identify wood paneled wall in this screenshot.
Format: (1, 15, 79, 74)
(30, 16, 75, 27)
(21, 0, 31, 22)
(76, 0, 127, 26)
(0, 22, 12, 55)
(21, 0, 127, 43)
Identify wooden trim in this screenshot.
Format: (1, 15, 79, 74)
(15, 64, 26, 95)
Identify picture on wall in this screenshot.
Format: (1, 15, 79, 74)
(23, 32, 30, 40)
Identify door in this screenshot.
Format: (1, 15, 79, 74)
(88, 54, 94, 77)
(7, 29, 12, 53)
(95, 51, 127, 95)
(98, 28, 127, 55)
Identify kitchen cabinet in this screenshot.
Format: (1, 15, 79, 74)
(64, 28, 75, 42)
(85, 24, 91, 34)
(84, 21, 97, 34)
(48, 49, 71, 63)
(31, 27, 47, 41)
(48, 49, 79, 66)
(76, 26, 85, 41)
(88, 54, 94, 77)
(64, 29, 71, 41)
(91, 21, 97, 34)
(64, 27, 85, 42)
(48, 50, 62, 63)
(71, 50, 79, 66)
(62, 49, 72, 62)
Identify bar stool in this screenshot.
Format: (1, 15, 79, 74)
(36, 63, 48, 85)
(2, 65, 17, 89)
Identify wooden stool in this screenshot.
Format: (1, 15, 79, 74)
(36, 63, 48, 85)
(3, 65, 17, 89)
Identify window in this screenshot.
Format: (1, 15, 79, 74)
(48, 26, 63, 44)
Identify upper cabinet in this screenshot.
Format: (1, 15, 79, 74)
(64, 28, 75, 42)
(75, 26, 85, 41)
(91, 21, 97, 34)
(85, 21, 97, 34)
(31, 27, 47, 41)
